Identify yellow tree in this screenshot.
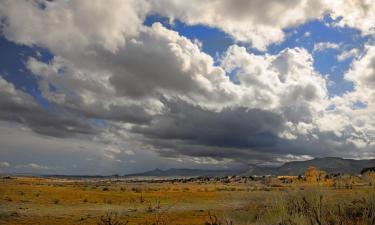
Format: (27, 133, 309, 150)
(304, 166, 326, 183)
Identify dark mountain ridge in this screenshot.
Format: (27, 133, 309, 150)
(245, 157, 375, 176)
(124, 157, 375, 177)
(124, 168, 240, 177)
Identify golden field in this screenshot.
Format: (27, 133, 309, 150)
(0, 175, 374, 225)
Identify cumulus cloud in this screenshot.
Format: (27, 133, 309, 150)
(1, 0, 373, 51)
(0, 0, 374, 173)
(313, 45, 375, 155)
(26, 57, 159, 125)
(0, 0, 149, 53)
(149, 0, 327, 50)
(0, 76, 96, 137)
(221, 45, 328, 124)
(149, 0, 375, 50)
(345, 45, 375, 89)
(326, 0, 375, 36)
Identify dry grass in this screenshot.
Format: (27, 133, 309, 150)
(0, 177, 373, 225)
(258, 187, 375, 225)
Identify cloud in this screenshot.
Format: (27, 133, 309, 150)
(15, 163, 51, 170)
(26, 57, 158, 125)
(132, 100, 284, 149)
(326, 0, 375, 36)
(0, 76, 96, 137)
(0, 0, 374, 173)
(337, 48, 360, 61)
(312, 45, 375, 154)
(22, 23, 332, 164)
(149, 0, 375, 50)
(149, 0, 327, 50)
(276, 154, 314, 163)
(313, 42, 340, 52)
(221, 45, 328, 123)
(24, 22, 240, 122)
(0, 161, 10, 168)
(106, 23, 238, 105)
(1, 0, 373, 52)
(345, 45, 375, 89)
(0, 0, 149, 53)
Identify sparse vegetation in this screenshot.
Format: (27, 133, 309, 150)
(1, 167, 375, 225)
(97, 213, 128, 225)
(258, 188, 375, 225)
(102, 187, 109, 191)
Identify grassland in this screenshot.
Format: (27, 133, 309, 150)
(0, 176, 374, 225)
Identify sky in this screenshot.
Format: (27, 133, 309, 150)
(0, 0, 375, 175)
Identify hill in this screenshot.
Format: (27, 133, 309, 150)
(123, 157, 375, 177)
(124, 168, 240, 177)
(246, 157, 375, 176)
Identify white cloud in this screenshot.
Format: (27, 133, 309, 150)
(0, 0, 374, 172)
(326, 0, 375, 36)
(276, 154, 314, 163)
(303, 31, 312, 37)
(0, 0, 373, 52)
(0, 0, 149, 53)
(221, 45, 328, 124)
(345, 45, 375, 89)
(149, 0, 328, 50)
(313, 42, 340, 52)
(313, 45, 375, 156)
(0, 161, 10, 168)
(149, 0, 375, 50)
(15, 163, 51, 170)
(337, 48, 360, 61)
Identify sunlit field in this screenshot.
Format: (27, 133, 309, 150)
(1, 171, 374, 225)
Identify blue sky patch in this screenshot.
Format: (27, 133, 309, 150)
(0, 37, 54, 107)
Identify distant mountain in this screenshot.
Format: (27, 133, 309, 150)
(123, 157, 375, 178)
(124, 168, 240, 178)
(246, 157, 375, 176)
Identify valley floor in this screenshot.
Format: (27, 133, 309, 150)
(0, 177, 373, 225)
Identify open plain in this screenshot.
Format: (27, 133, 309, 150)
(1, 173, 374, 225)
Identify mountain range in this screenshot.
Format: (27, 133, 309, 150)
(124, 168, 239, 178)
(124, 157, 375, 177)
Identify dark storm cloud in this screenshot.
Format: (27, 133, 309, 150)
(132, 99, 285, 159)
(70, 103, 154, 125)
(155, 143, 287, 163)
(0, 77, 96, 138)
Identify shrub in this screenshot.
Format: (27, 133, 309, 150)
(131, 187, 142, 193)
(97, 213, 128, 225)
(182, 187, 190, 192)
(205, 212, 234, 225)
(258, 188, 375, 225)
